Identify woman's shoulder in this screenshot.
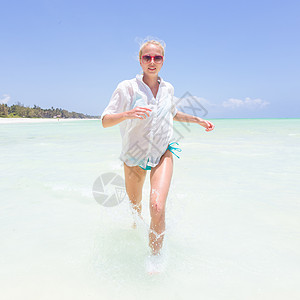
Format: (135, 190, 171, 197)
(113, 77, 138, 98)
(115, 77, 138, 91)
(161, 79, 174, 93)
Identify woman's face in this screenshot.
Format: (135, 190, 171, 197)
(139, 43, 164, 77)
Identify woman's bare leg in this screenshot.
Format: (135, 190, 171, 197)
(149, 150, 173, 255)
(123, 163, 147, 227)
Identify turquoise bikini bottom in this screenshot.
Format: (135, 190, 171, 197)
(139, 142, 182, 171)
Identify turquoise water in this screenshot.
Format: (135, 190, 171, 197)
(0, 119, 299, 299)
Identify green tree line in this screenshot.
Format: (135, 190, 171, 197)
(0, 103, 100, 119)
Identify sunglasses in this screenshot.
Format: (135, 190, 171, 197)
(141, 55, 164, 64)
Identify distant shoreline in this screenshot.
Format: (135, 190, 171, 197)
(0, 118, 100, 124)
(1, 117, 298, 125)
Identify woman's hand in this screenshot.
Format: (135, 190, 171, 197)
(198, 118, 215, 131)
(125, 106, 152, 120)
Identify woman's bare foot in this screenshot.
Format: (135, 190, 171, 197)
(132, 221, 137, 229)
(131, 212, 145, 229)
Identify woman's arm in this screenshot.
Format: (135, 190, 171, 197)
(102, 106, 152, 128)
(173, 111, 215, 132)
(102, 112, 127, 128)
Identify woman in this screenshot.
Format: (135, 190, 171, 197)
(101, 39, 214, 259)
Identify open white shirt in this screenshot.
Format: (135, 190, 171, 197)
(101, 74, 178, 169)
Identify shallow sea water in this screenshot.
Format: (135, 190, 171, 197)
(0, 118, 299, 300)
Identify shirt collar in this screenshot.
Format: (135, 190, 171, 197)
(136, 74, 165, 86)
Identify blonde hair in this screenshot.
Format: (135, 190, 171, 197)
(137, 37, 166, 60)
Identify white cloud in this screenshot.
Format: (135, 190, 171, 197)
(222, 97, 270, 109)
(0, 94, 10, 104)
(172, 93, 270, 118)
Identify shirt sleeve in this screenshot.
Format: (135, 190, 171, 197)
(100, 82, 128, 121)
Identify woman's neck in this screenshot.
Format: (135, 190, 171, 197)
(142, 74, 159, 88)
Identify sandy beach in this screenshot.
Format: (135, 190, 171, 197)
(0, 118, 100, 124)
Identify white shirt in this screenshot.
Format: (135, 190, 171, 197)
(101, 74, 178, 168)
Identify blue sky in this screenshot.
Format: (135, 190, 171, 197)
(1, 0, 299, 118)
